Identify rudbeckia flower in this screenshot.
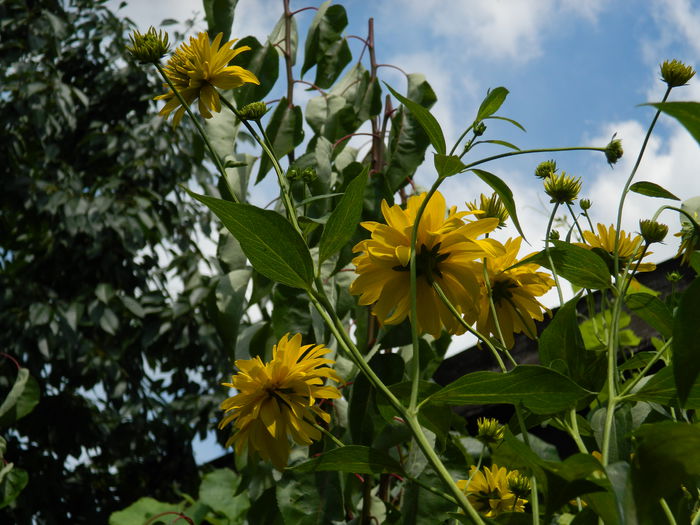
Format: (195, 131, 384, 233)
(457, 464, 527, 518)
(577, 223, 655, 272)
(349, 191, 501, 338)
(155, 32, 260, 126)
(466, 237, 554, 349)
(219, 333, 341, 470)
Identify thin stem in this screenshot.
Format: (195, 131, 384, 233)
(613, 86, 672, 276)
(617, 339, 672, 398)
(544, 202, 565, 305)
(569, 408, 589, 454)
(660, 497, 678, 525)
(481, 262, 518, 367)
(314, 422, 345, 448)
(462, 146, 607, 171)
(514, 406, 539, 524)
(155, 64, 239, 203)
(449, 123, 475, 156)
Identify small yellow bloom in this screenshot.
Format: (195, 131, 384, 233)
(476, 417, 505, 447)
(578, 223, 655, 272)
(466, 193, 509, 228)
(219, 333, 341, 470)
(349, 192, 502, 338)
(155, 32, 260, 126)
(457, 464, 527, 517)
(466, 237, 554, 349)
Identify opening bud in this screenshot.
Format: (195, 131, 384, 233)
(535, 159, 557, 179)
(544, 171, 582, 204)
(474, 121, 487, 137)
(605, 138, 623, 166)
(580, 199, 592, 211)
(660, 59, 696, 88)
(466, 193, 509, 228)
(286, 168, 301, 181)
(301, 167, 318, 183)
(549, 230, 560, 241)
(639, 219, 668, 244)
(126, 27, 170, 64)
(507, 472, 531, 500)
(476, 417, 505, 447)
(239, 101, 268, 121)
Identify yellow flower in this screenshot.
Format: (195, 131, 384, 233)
(578, 223, 655, 272)
(467, 237, 554, 349)
(219, 333, 341, 470)
(155, 32, 260, 126)
(349, 192, 502, 338)
(457, 464, 527, 517)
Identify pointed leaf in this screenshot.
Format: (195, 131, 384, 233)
(232, 37, 279, 108)
(314, 39, 351, 89)
(0, 369, 40, 426)
(301, 2, 349, 84)
(256, 98, 304, 182)
(628, 366, 700, 408)
(471, 169, 526, 239)
(625, 292, 673, 338)
(203, 0, 239, 43)
(187, 190, 313, 289)
(647, 101, 700, 146)
(433, 154, 465, 178)
(485, 115, 526, 131)
(479, 139, 520, 151)
(319, 167, 368, 264)
(425, 365, 591, 415)
(673, 277, 700, 405)
(629, 181, 679, 200)
(386, 83, 446, 154)
(291, 445, 405, 474)
(269, 13, 297, 65)
(475, 87, 509, 122)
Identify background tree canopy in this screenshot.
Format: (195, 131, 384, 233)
(0, 0, 230, 522)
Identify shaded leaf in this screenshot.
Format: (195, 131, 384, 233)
(256, 98, 304, 183)
(291, 445, 404, 474)
(203, 0, 239, 43)
(628, 366, 700, 408)
(471, 169, 526, 240)
(475, 87, 509, 122)
(433, 154, 465, 178)
(108, 497, 179, 525)
(386, 83, 445, 155)
(647, 101, 700, 146)
(673, 277, 700, 405)
(0, 369, 40, 426)
(625, 292, 673, 338)
(232, 36, 279, 108)
(198, 468, 250, 522)
(629, 181, 679, 200)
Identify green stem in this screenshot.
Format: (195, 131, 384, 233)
(313, 422, 345, 448)
(617, 339, 672, 399)
(544, 202, 565, 305)
(660, 497, 678, 525)
(613, 85, 672, 276)
(569, 408, 589, 454)
(449, 123, 475, 156)
(462, 146, 606, 171)
(481, 262, 518, 367)
(155, 64, 239, 203)
(601, 280, 624, 465)
(514, 405, 539, 524)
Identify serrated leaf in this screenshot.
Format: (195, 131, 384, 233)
(256, 98, 304, 183)
(475, 86, 509, 122)
(187, 190, 313, 289)
(515, 240, 612, 290)
(647, 101, 700, 146)
(386, 83, 446, 155)
(433, 154, 465, 178)
(625, 292, 673, 338)
(318, 167, 368, 264)
(471, 169, 526, 240)
(673, 277, 700, 405)
(291, 445, 404, 474)
(629, 181, 680, 200)
(202, 0, 238, 43)
(425, 365, 591, 415)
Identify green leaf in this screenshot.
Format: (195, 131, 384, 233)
(539, 297, 606, 392)
(269, 12, 298, 65)
(629, 181, 680, 200)
(425, 365, 591, 415)
(291, 445, 405, 474)
(0, 369, 40, 426)
(314, 39, 351, 89)
(433, 154, 465, 178)
(673, 277, 700, 405)
(108, 497, 180, 525)
(198, 468, 250, 522)
(475, 87, 509, 122)
(516, 240, 612, 290)
(203, 0, 239, 43)
(276, 472, 344, 525)
(647, 101, 700, 146)
(120, 296, 144, 318)
(479, 139, 521, 151)
(485, 115, 526, 131)
(471, 169, 526, 240)
(0, 467, 28, 510)
(232, 37, 279, 108)
(301, 3, 350, 88)
(386, 83, 446, 155)
(319, 166, 368, 264)
(213, 269, 251, 352)
(256, 98, 304, 183)
(625, 292, 673, 338)
(628, 366, 700, 408)
(632, 422, 700, 509)
(187, 191, 314, 289)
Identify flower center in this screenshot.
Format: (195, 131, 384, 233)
(491, 277, 517, 305)
(392, 243, 449, 284)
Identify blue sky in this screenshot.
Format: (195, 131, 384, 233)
(111, 0, 700, 462)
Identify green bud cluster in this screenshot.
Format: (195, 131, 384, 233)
(476, 417, 505, 447)
(605, 138, 623, 165)
(534, 159, 557, 179)
(544, 171, 582, 204)
(507, 472, 531, 499)
(639, 219, 668, 244)
(287, 167, 318, 184)
(473, 121, 487, 137)
(126, 27, 170, 64)
(466, 193, 509, 228)
(660, 59, 696, 88)
(239, 101, 268, 121)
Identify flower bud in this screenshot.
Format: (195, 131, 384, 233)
(580, 199, 592, 211)
(238, 101, 268, 121)
(466, 193, 509, 228)
(535, 159, 557, 179)
(605, 138, 623, 166)
(476, 417, 505, 447)
(474, 121, 487, 137)
(639, 219, 669, 244)
(507, 472, 531, 499)
(286, 168, 301, 181)
(544, 171, 582, 204)
(666, 271, 682, 283)
(126, 27, 170, 64)
(549, 230, 560, 241)
(301, 167, 318, 183)
(660, 59, 696, 88)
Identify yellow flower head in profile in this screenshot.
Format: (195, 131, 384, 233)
(457, 464, 527, 518)
(578, 223, 655, 272)
(466, 237, 554, 349)
(219, 333, 341, 470)
(349, 192, 502, 338)
(155, 32, 260, 126)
